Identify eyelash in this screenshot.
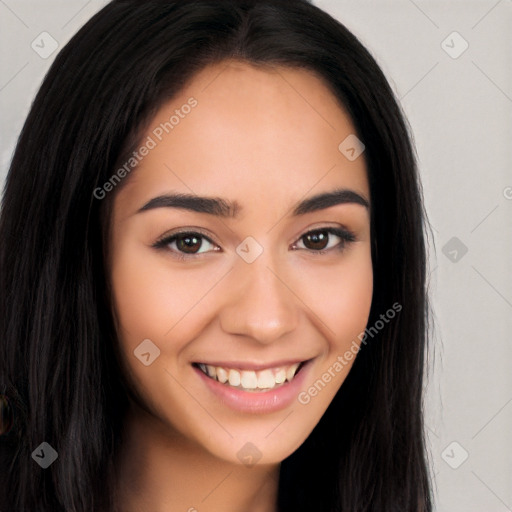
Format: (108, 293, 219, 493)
(152, 227, 356, 261)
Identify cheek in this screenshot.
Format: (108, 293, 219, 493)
(109, 238, 218, 419)
(330, 258, 373, 346)
(292, 248, 372, 423)
(110, 237, 214, 350)
(110, 246, 170, 347)
(297, 245, 373, 349)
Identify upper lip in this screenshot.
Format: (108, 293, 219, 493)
(193, 358, 310, 371)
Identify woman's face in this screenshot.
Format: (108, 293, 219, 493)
(109, 60, 373, 465)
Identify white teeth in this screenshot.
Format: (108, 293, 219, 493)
(275, 369, 286, 384)
(286, 363, 300, 382)
(228, 369, 241, 387)
(240, 371, 258, 389)
(257, 369, 276, 389)
(216, 367, 228, 383)
(197, 362, 304, 390)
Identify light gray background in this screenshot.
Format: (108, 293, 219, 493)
(1, 1, 511, 510)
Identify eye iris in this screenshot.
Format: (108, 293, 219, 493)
(176, 234, 202, 253)
(304, 231, 329, 250)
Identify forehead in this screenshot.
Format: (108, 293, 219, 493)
(115, 60, 369, 217)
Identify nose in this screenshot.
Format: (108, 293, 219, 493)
(218, 254, 300, 345)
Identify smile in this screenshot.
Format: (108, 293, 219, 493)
(194, 362, 305, 392)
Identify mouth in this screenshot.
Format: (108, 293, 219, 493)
(192, 361, 307, 392)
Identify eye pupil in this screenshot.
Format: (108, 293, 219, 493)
(304, 231, 329, 250)
(177, 234, 202, 253)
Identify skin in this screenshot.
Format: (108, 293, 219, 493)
(109, 60, 373, 512)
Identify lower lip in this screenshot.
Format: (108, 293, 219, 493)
(193, 361, 312, 414)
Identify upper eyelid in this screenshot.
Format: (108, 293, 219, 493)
(154, 228, 218, 246)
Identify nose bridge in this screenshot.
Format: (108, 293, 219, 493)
(218, 245, 299, 344)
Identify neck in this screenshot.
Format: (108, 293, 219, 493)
(113, 402, 280, 512)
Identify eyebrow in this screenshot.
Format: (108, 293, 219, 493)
(136, 188, 369, 218)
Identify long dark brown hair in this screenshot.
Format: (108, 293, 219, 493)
(0, 0, 433, 510)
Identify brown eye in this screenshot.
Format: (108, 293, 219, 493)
(302, 230, 330, 250)
(153, 231, 219, 257)
(175, 234, 203, 254)
(295, 227, 356, 253)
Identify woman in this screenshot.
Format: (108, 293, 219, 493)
(0, 0, 433, 510)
